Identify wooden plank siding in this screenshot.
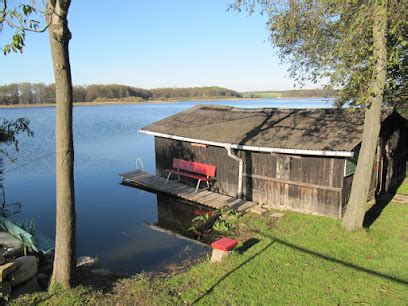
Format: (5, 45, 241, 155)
(155, 137, 239, 196)
(155, 137, 346, 218)
(239, 151, 344, 218)
(341, 114, 408, 216)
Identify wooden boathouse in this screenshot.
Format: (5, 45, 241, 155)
(130, 105, 407, 218)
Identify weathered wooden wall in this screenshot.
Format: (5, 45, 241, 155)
(239, 151, 344, 218)
(155, 137, 345, 218)
(341, 112, 408, 215)
(155, 137, 239, 195)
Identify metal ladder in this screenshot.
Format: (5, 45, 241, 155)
(136, 158, 144, 171)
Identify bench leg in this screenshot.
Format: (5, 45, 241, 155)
(195, 179, 201, 193)
(206, 181, 210, 189)
(166, 172, 172, 184)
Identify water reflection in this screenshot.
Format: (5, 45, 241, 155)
(101, 188, 211, 275)
(152, 194, 213, 239)
(0, 158, 22, 218)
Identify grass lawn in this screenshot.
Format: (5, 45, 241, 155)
(15, 201, 408, 305)
(397, 179, 408, 195)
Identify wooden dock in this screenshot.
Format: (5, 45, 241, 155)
(119, 170, 266, 214)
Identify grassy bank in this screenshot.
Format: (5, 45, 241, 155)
(242, 89, 336, 99)
(14, 199, 408, 305)
(242, 91, 282, 98)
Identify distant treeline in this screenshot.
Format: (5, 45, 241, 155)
(0, 83, 242, 105)
(243, 89, 337, 99)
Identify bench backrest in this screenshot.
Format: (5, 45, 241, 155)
(172, 158, 216, 177)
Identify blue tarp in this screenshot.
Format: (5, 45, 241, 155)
(0, 217, 54, 254)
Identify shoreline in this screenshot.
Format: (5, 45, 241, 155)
(0, 97, 250, 109)
(0, 96, 332, 109)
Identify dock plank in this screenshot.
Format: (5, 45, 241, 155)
(119, 170, 263, 213)
(200, 193, 220, 204)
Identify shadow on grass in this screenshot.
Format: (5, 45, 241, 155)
(254, 230, 408, 286)
(235, 238, 260, 254)
(193, 231, 408, 304)
(363, 192, 396, 228)
(192, 239, 274, 304)
(364, 174, 407, 228)
(268, 236, 408, 286)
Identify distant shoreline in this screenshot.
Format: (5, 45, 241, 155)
(0, 96, 332, 109)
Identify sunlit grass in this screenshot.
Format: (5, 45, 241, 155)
(14, 202, 408, 305)
(397, 179, 408, 195)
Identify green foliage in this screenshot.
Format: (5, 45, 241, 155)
(151, 86, 242, 100)
(0, 83, 242, 105)
(0, 117, 33, 157)
(3, 31, 26, 54)
(189, 207, 241, 241)
(233, 1, 407, 109)
(84, 84, 153, 102)
(1, 1, 45, 55)
(0, 83, 54, 105)
(212, 208, 240, 235)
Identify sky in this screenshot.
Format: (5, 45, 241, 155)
(0, 0, 319, 92)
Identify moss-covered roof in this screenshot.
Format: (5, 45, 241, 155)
(141, 105, 395, 152)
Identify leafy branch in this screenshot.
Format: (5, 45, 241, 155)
(0, 0, 49, 54)
(0, 118, 33, 159)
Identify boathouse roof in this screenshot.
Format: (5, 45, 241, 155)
(140, 105, 396, 154)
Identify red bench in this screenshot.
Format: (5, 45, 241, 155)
(165, 158, 216, 192)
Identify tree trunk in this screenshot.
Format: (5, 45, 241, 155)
(47, 0, 76, 288)
(341, 0, 388, 231)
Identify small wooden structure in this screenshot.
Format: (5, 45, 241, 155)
(138, 105, 408, 218)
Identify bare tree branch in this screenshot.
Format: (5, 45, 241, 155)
(0, 0, 7, 24)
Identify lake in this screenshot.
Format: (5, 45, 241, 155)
(0, 98, 332, 274)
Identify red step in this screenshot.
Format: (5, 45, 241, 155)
(211, 237, 238, 251)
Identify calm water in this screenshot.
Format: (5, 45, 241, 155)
(1, 98, 332, 274)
